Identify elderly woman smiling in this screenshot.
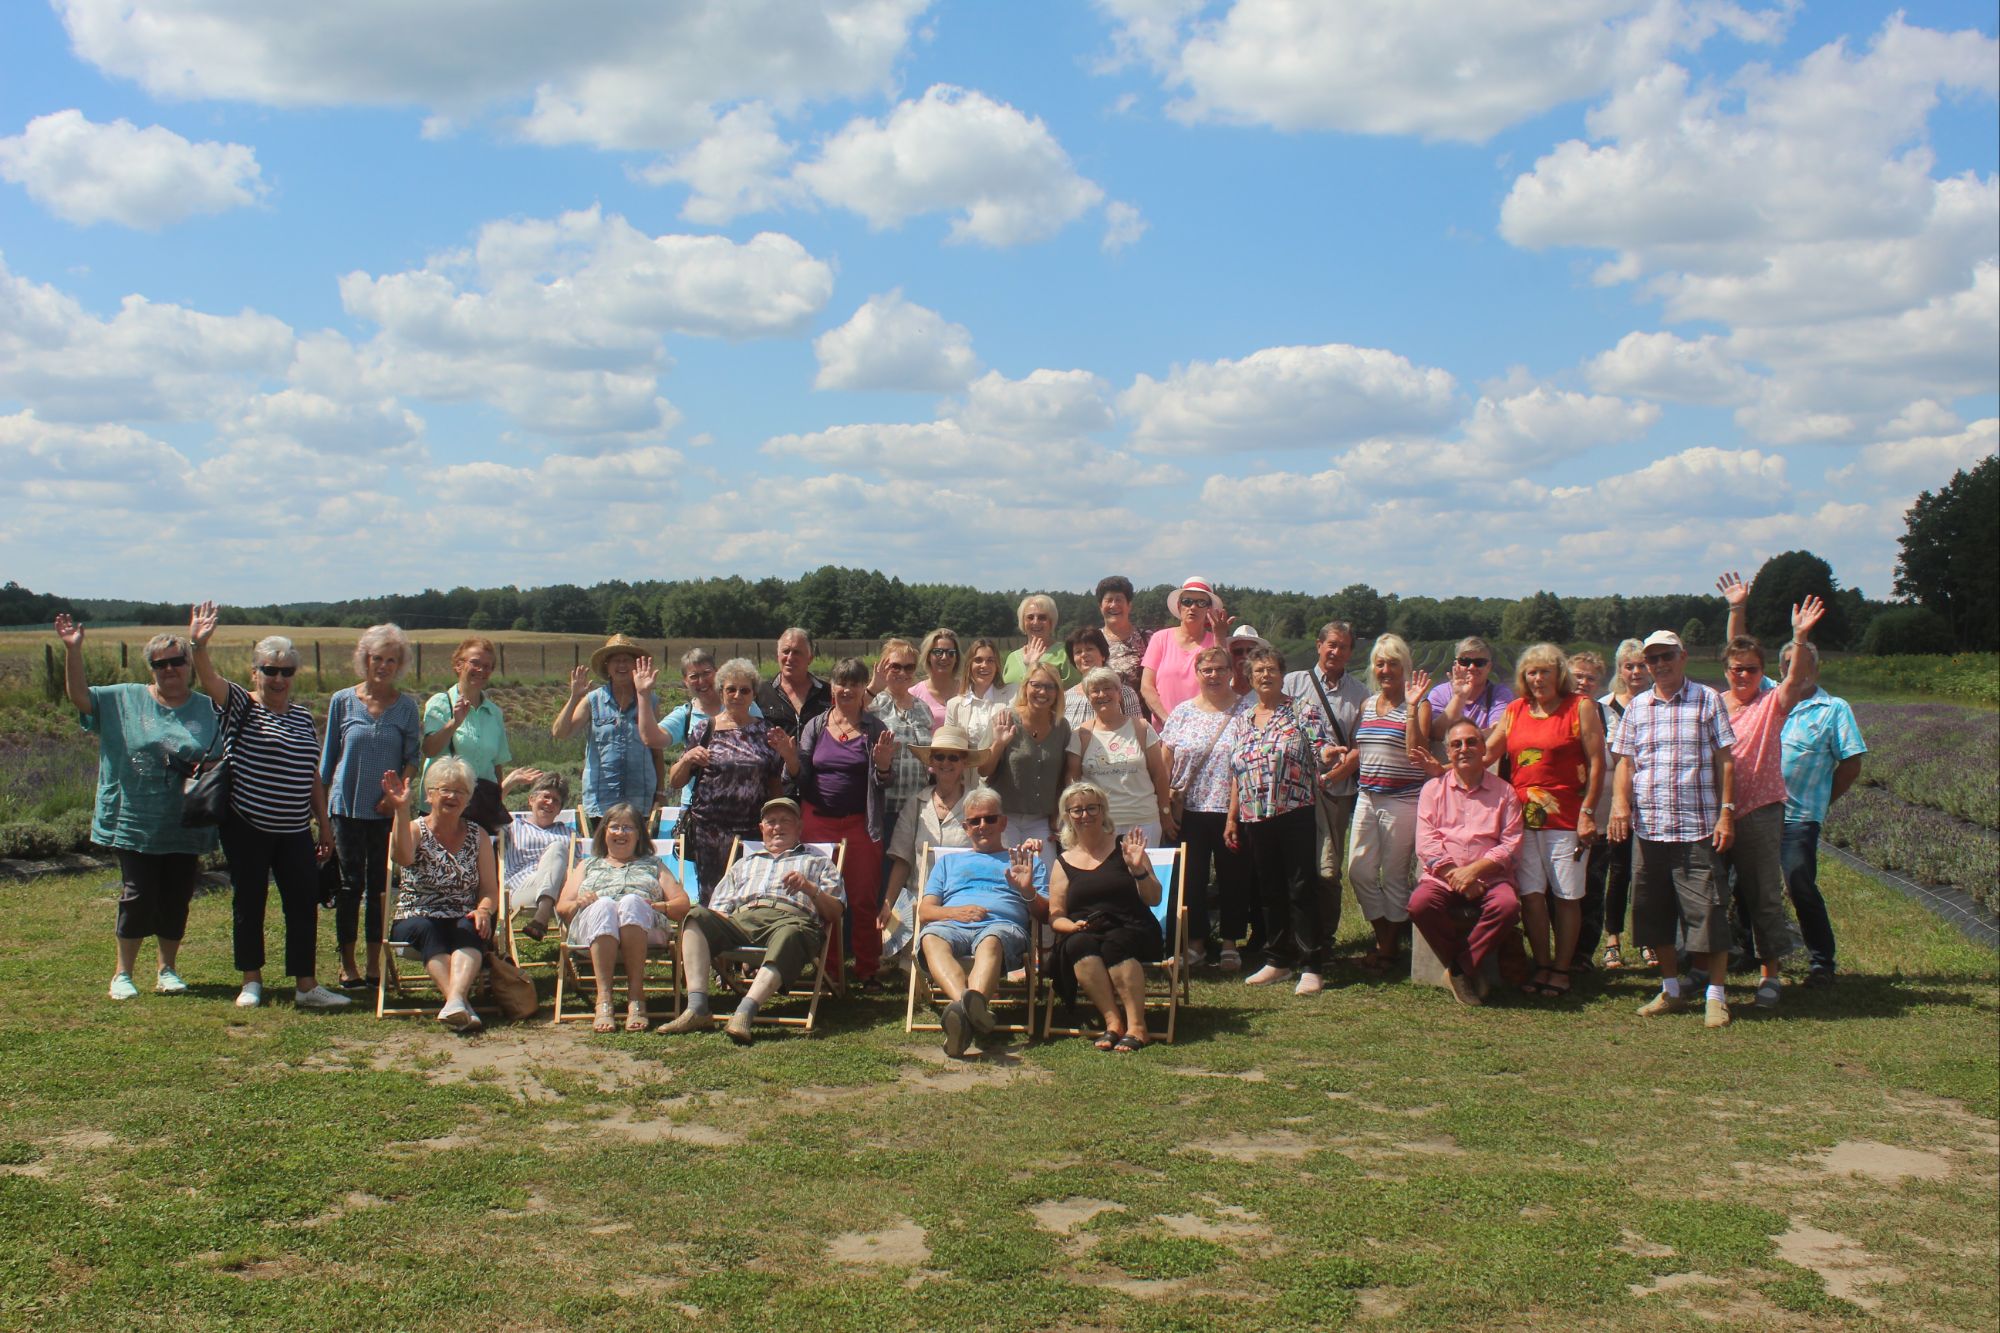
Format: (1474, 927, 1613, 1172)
(320, 623, 422, 990)
(420, 635, 521, 819)
(1002, 595, 1078, 689)
(56, 612, 218, 1001)
(1067, 666, 1175, 846)
(555, 802, 688, 1032)
(382, 757, 499, 1031)
(188, 603, 349, 1010)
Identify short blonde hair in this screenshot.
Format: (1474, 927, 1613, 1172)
(1614, 638, 1647, 668)
(1013, 662, 1065, 723)
(1056, 780, 1112, 848)
(1569, 651, 1606, 680)
(1016, 594, 1057, 634)
(423, 755, 474, 794)
(1514, 643, 1577, 698)
(353, 623, 411, 680)
(1369, 633, 1413, 678)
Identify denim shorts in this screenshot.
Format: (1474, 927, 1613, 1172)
(919, 918, 1030, 971)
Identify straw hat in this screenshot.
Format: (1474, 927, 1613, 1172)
(1166, 576, 1224, 618)
(589, 634, 647, 676)
(909, 721, 990, 766)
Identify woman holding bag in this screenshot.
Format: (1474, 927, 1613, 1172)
(187, 602, 350, 1010)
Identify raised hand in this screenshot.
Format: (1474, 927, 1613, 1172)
(1121, 827, 1150, 875)
(502, 767, 543, 792)
(989, 709, 1018, 749)
(379, 769, 412, 812)
(766, 728, 796, 764)
(1022, 633, 1048, 666)
(189, 600, 219, 648)
(567, 664, 591, 698)
(1450, 660, 1478, 699)
(871, 728, 897, 771)
(1006, 844, 1036, 892)
(1408, 668, 1433, 703)
(448, 693, 472, 728)
(632, 655, 658, 694)
(1793, 595, 1825, 638)
(53, 613, 84, 648)
(1715, 571, 1749, 608)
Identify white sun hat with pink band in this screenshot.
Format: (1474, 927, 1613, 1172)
(1167, 577, 1222, 618)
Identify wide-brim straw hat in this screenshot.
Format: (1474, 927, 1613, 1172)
(1166, 577, 1224, 618)
(909, 721, 990, 766)
(590, 634, 648, 677)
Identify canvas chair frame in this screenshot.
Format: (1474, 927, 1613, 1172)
(679, 837, 848, 1032)
(902, 845, 1041, 1036)
(1040, 844, 1189, 1043)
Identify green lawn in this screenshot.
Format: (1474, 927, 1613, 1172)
(2, 861, 1994, 1332)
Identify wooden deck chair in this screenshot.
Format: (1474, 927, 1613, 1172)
(1041, 844, 1189, 1043)
(375, 829, 502, 1021)
(499, 810, 580, 970)
(685, 837, 847, 1033)
(549, 809, 682, 1025)
(903, 845, 1041, 1036)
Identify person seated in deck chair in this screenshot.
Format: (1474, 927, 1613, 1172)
(660, 798, 844, 1046)
(505, 770, 576, 941)
(917, 788, 1048, 1058)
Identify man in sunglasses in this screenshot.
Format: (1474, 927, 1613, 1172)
(915, 788, 1048, 1057)
(1607, 630, 1739, 1029)
(1425, 635, 1514, 752)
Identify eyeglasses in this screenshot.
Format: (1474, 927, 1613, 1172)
(885, 661, 915, 673)
(1179, 598, 1211, 610)
(1457, 656, 1489, 668)
(1064, 805, 1103, 819)
(256, 664, 297, 678)
(427, 787, 467, 800)
(149, 655, 189, 671)
(964, 814, 1001, 827)
(1725, 663, 1760, 675)
(929, 646, 959, 658)
(1027, 683, 1055, 694)
(1446, 739, 1484, 751)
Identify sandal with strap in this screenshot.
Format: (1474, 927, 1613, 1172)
(1640, 946, 1659, 968)
(1536, 968, 1573, 998)
(1357, 949, 1398, 976)
(1093, 1026, 1124, 1051)
(1600, 943, 1624, 970)
(1520, 967, 1553, 997)
(592, 1000, 617, 1034)
(625, 1002, 650, 1033)
(1112, 1034, 1147, 1053)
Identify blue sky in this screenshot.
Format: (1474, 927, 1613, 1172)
(1, 1, 1994, 607)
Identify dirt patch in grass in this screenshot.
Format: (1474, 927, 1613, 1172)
(1170, 1067, 1269, 1082)
(1813, 1140, 1952, 1183)
(1157, 1210, 1270, 1243)
(827, 1219, 929, 1267)
(47, 1129, 116, 1150)
(1616, 1228, 1676, 1259)
(1029, 1197, 1125, 1233)
(308, 1028, 669, 1104)
(1774, 1221, 1905, 1310)
(586, 1106, 744, 1147)
(897, 1043, 1049, 1092)
(1628, 1271, 1726, 1298)
(1181, 1130, 1315, 1162)
(287, 1191, 388, 1230)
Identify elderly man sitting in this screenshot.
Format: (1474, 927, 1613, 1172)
(661, 798, 845, 1045)
(917, 789, 1048, 1057)
(1408, 719, 1525, 1007)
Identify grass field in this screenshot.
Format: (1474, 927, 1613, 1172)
(1, 858, 1993, 1331)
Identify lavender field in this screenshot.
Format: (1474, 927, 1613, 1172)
(1824, 703, 1999, 910)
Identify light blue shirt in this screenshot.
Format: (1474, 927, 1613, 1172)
(1780, 688, 1867, 824)
(581, 685, 660, 818)
(319, 687, 421, 820)
(922, 849, 1049, 931)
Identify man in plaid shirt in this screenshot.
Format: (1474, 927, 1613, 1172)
(1608, 630, 1739, 1028)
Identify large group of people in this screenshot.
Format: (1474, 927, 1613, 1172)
(56, 567, 1869, 1046)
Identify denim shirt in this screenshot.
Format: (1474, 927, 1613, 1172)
(582, 685, 659, 817)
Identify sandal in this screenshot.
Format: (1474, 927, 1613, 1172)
(1640, 946, 1658, 968)
(1537, 968, 1573, 998)
(1600, 944, 1624, 970)
(625, 1002, 650, 1033)
(1112, 1034, 1147, 1053)
(1093, 1026, 1124, 1051)
(337, 973, 366, 989)
(1520, 967, 1553, 997)
(1356, 949, 1398, 976)
(592, 1001, 617, 1034)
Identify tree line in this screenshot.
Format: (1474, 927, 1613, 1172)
(11, 456, 1993, 653)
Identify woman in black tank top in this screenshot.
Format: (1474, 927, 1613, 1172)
(1048, 781, 1163, 1051)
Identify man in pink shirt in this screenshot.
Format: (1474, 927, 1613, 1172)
(1410, 719, 1525, 1007)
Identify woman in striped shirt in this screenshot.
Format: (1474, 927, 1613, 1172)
(189, 604, 350, 1010)
(1346, 634, 1439, 975)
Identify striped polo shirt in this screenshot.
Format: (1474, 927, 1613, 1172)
(222, 681, 322, 834)
(1355, 698, 1428, 797)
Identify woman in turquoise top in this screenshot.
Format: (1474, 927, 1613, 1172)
(57, 613, 218, 1001)
(420, 635, 522, 818)
(552, 635, 662, 818)
(555, 802, 687, 1032)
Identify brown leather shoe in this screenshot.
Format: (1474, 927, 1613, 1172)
(1446, 970, 1483, 1007)
(1636, 991, 1693, 1017)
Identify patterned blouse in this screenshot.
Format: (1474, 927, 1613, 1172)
(1225, 699, 1334, 823)
(870, 690, 935, 821)
(1160, 696, 1249, 814)
(395, 819, 483, 920)
(577, 854, 669, 901)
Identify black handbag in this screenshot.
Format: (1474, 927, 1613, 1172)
(180, 696, 247, 828)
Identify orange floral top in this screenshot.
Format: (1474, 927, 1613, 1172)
(1503, 694, 1587, 832)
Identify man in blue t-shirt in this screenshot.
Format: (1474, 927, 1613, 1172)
(918, 788, 1048, 1057)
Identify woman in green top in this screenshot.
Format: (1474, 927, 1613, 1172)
(420, 635, 525, 819)
(56, 613, 218, 1002)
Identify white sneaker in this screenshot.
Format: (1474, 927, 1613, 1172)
(294, 985, 353, 1010)
(154, 967, 188, 995)
(235, 982, 263, 1008)
(108, 973, 139, 1001)
(1181, 946, 1206, 969)
(1244, 964, 1293, 986)
(1218, 947, 1242, 974)
(1294, 971, 1324, 996)
(437, 999, 478, 1030)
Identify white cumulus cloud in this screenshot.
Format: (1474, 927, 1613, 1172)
(0, 109, 264, 228)
(813, 291, 981, 392)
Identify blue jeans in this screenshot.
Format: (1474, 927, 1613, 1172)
(1781, 820, 1837, 972)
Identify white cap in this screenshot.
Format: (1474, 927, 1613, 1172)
(1641, 630, 1684, 652)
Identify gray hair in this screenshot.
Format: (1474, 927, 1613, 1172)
(1316, 620, 1355, 646)
(1080, 665, 1123, 699)
(777, 627, 814, 652)
(423, 755, 474, 794)
(142, 633, 189, 663)
(962, 787, 1004, 817)
(680, 647, 716, 673)
(1778, 640, 1820, 670)
(529, 770, 571, 804)
(352, 623, 411, 679)
(1455, 635, 1493, 660)
(1016, 593, 1057, 632)
(716, 657, 759, 692)
(1057, 780, 1112, 849)
(253, 635, 300, 668)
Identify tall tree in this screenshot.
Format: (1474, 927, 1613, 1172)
(1895, 455, 1999, 650)
(1745, 550, 1848, 647)
(1500, 590, 1573, 644)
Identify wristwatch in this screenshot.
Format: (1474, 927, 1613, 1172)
(1720, 802, 1736, 812)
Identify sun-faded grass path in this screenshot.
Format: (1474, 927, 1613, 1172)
(1, 861, 1994, 1332)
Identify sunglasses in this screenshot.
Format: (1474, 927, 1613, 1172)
(964, 814, 1001, 827)
(1446, 738, 1484, 751)
(929, 646, 959, 658)
(1179, 598, 1211, 610)
(256, 664, 298, 678)
(929, 752, 966, 763)
(885, 661, 916, 672)
(1643, 652, 1678, 665)
(1456, 657, 1489, 668)
(149, 655, 189, 671)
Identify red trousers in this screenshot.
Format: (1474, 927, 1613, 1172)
(801, 806, 882, 981)
(1409, 876, 1521, 976)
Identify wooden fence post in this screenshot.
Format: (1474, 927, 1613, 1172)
(499, 643, 507, 676)
(415, 642, 423, 683)
(573, 644, 580, 670)
(119, 642, 128, 670)
(314, 641, 323, 690)
(540, 644, 547, 676)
